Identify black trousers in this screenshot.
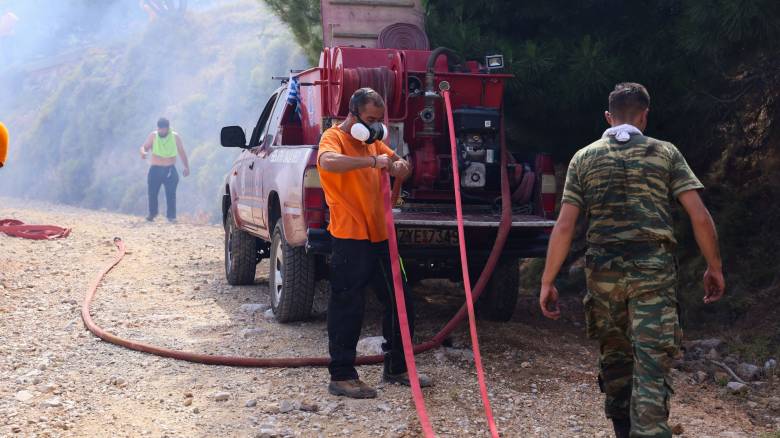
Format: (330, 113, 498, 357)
(147, 165, 179, 219)
(328, 238, 415, 381)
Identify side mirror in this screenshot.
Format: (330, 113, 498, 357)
(221, 126, 247, 148)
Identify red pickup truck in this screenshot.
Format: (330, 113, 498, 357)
(219, 44, 556, 324)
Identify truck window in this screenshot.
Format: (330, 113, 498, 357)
(248, 93, 278, 148)
(266, 87, 290, 147)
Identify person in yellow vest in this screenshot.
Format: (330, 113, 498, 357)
(0, 122, 8, 168)
(139, 117, 190, 222)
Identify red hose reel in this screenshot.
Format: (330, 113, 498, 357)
(327, 48, 405, 119)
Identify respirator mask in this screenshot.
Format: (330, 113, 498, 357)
(348, 88, 389, 144)
(350, 113, 388, 144)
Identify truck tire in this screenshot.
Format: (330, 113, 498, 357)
(269, 222, 315, 322)
(475, 257, 520, 322)
(224, 208, 257, 285)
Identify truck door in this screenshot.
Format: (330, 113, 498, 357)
(233, 149, 254, 226)
(253, 86, 289, 233)
(242, 92, 279, 230)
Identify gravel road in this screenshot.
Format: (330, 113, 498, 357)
(0, 198, 771, 437)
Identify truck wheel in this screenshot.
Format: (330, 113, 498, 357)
(476, 257, 520, 322)
(269, 222, 315, 322)
(224, 208, 257, 285)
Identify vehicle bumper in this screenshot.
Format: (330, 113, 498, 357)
(306, 207, 555, 259)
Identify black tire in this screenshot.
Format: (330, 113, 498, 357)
(269, 222, 315, 322)
(475, 257, 520, 322)
(224, 208, 257, 285)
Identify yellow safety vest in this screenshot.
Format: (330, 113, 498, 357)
(152, 131, 178, 158)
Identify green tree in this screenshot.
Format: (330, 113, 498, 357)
(261, 0, 322, 64)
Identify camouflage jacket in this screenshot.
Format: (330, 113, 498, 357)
(562, 133, 704, 253)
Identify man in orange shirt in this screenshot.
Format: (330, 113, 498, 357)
(318, 88, 431, 399)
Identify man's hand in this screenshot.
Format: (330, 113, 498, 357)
(389, 160, 411, 179)
(538, 203, 579, 321)
(182, 167, 190, 177)
(539, 283, 561, 320)
(140, 133, 154, 160)
(703, 267, 725, 304)
(374, 154, 392, 170)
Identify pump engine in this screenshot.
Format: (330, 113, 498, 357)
(453, 108, 500, 190)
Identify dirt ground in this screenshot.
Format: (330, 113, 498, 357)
(0, 198, 775, 437)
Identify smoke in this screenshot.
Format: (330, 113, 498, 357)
(0, 0, 306, 221)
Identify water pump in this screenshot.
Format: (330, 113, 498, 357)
(452, 107, 500, 189)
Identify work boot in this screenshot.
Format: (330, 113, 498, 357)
(145, 216, 154, 222)
(611, 417, 630, 438)
(383, 371, 433, 387)
(328, 379, 377, 399)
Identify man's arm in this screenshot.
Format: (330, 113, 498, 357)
(175, 134, 190, 176)
(139, 133, 153, 159)
(678, 190, 725, 303)
(539, 203, 581, 319)
(318, 151, 392, 173)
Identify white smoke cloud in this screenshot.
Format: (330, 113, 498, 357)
(0, 0, 307, 221)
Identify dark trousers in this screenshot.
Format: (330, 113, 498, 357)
(147, 165, 179, 219)
(328, 238, 415, 381)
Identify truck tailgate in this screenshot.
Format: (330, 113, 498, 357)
(393, 206, 556, 228)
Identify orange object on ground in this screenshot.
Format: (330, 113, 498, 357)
(317, 126, 396, 242)
(0, 219, 71, 240)
(0, 121, 8, 167)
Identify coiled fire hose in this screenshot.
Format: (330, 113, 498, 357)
(0, 219, 71, 240)
(81, 97, 513, 437)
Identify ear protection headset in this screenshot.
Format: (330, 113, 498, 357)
(348, 88, 388, 144)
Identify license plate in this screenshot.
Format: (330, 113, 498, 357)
(397, 228, 459, 246)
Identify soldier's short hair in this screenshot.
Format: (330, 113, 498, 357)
(157, 117, 170, 129)
(349, 88, 385, 115)
(608, 83, 650, 120)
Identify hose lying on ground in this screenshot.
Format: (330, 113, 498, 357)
(0, 219, 71, 240)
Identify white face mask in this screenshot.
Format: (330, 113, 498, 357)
(350, 116, 388, 144)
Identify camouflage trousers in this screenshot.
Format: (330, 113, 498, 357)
(583, 246, 682, 438)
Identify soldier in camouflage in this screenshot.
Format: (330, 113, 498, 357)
(539, 83, 725, 438)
